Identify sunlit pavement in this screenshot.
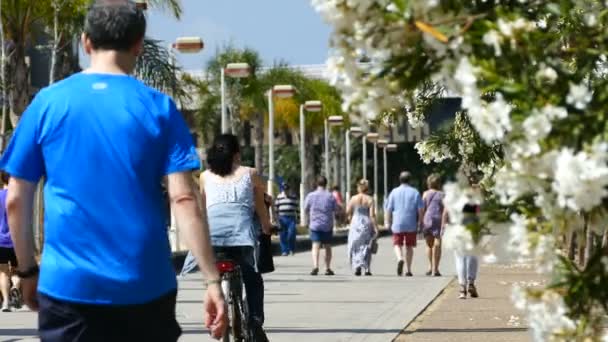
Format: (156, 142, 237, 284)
(0, 236, 454, 342)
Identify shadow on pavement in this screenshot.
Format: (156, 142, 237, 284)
(404, 327, 528, 333)
(0, 328, 38, 336)
(181, 327, 402, 335)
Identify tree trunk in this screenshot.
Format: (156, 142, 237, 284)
(253, 111, 264, 174)
(8, 44, 30, 126)
(0, 0, 7, 151)
(49, 4, 60, 85)
(567, 229, 576, 261)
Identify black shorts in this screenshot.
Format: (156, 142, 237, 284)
(38, 290, 181, 342)
(0, 247, 17, 266)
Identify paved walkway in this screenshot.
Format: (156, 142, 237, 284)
(0, 236, 454, 342)
(395, 262, 541, 342)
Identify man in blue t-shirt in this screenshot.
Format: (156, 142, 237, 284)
(385, 171, 424, 277)
(0, 1, 226, 341)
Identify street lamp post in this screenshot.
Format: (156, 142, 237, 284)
(366, 133, 379, 212)
(300, 100, 322, 226)
(346, 126, 363, 201)
(325, 116, 344, 181)
(221, 63, 251, 133)
(377, 139, 388, 211)
(384, 143, 398, 204)
(268, 85, 295, 198)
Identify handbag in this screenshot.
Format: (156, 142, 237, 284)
(257, 233, 275, 274)
(371, 239, 379, 254)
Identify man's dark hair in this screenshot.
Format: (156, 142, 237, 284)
(316, 176, 327, 188)
(0, 172, 8, 185)
(84, 0, 146, 51)
(399, 171, 411, 184)
(206, 134, 240, 177)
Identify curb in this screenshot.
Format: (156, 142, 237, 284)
(171, 229, 391, 272)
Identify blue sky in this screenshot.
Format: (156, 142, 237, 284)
(145, 1, 331, 70)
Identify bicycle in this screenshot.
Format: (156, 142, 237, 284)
(215, 251, 252, 342)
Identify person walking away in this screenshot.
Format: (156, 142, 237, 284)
(0, 172, 21, 312)
(346, 180, 379, 276)
(421, 174, 444, 276)
(276, 184, 298, 256)
(182, 134, 272, 341)
(305, 176, 338, 276)
(443, 201, 481, 299)
(385, 171, 424, 277)
(0, 2, 226, 340)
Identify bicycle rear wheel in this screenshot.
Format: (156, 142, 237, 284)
(222, 273, 247, 342)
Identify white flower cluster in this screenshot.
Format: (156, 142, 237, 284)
(512, 286, 577, 341)
(482, 18, 535, 56)
(313, 1, 608, 339)
(453, 58, 512, 143)
(414, 140, 452, 164)
(553, 143, 608, 212)
(527, 291, 577, 341)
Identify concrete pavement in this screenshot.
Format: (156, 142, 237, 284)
(396, 262, 539, 342)
(0, 236, 454, 342)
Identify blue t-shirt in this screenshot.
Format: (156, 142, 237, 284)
(0, 73, 200, 305)
(386, 184, 424, 233)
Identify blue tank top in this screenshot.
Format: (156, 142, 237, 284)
(204, 170, 256, 247)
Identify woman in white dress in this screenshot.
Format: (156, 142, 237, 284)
(346, 180, 379, 276)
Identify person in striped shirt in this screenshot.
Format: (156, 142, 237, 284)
(275, 184, 299, 256)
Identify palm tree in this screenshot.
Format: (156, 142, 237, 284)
(0, 0, 184, 128)
(204, 45, 266, 170)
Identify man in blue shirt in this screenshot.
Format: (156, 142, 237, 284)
(1, 1, 226, 340)
(385, 171, 424, 277)
(304, 176, 338, 276)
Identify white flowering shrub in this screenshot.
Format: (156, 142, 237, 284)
(313, 0, 608, 340)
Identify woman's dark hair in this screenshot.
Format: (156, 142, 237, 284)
(206, 134, 240, 176)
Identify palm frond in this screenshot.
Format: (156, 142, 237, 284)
(135, 38, 188, 103)
(146, 0, 182, 19)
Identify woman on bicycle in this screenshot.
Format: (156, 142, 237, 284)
(185, 134, 272, 341)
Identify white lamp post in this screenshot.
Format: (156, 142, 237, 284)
(325, 116, 344, 181)
(268, 85, 295, 198)
(221, 63, 251, 133)
(366, 133, 380, 213)
(384, 143, 398, 204)
(346, 126, 363, 200)
(377, 139, 388, 211)
(168, 36, 203, 252)
(299, 100, 322, 225)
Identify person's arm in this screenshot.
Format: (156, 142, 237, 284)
(169, 172, 226, 337)
(441, 207, 449, 236)
(7, 178, 38, 284)
(385, 193, 393, 230)
(162, 99, 225, 339)
(417, 193, 425, 231)
(368, 196, 379, 237)
(252, 170, 272, 235)
(171, 173, 219, 282)
(345, 196, 353, 219)
(420, 191, 428, 223)
(303, 195, 311, 227)
(0, 93, 47, 310)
